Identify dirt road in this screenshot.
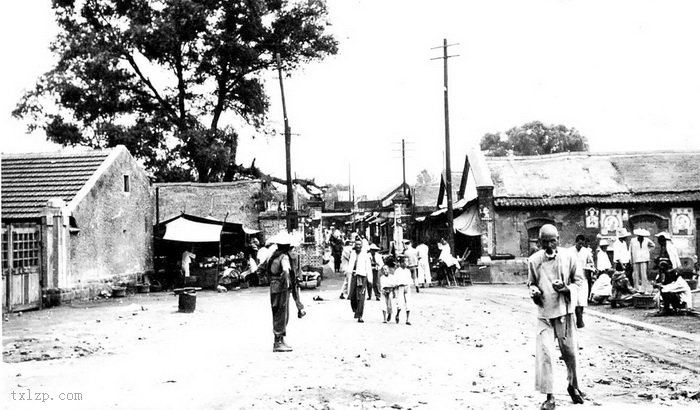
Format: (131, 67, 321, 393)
(3, 278, 699, 409)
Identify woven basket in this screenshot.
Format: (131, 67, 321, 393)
(632, 294, 656, 309)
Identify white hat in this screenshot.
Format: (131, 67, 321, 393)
(655, 232, 672, 240)
(616, 228, 632, 238)
(268, 231, 297, 246)
(368, 243, 380, 251)
(633, 228, 650, 237)
(599, 239, 610, 247)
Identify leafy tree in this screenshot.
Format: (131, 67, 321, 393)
(415, 169, 435, 185)
(14, 0, 338, 182)
(480, 121, 589, 156)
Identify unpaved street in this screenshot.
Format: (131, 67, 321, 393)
(3, 277, 699, 410)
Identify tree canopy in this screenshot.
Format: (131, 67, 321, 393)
(14, 0, 338, 182)
(415, 169, 435, 185)
(480, 121, 589, 157)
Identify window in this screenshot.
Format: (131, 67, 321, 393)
(12, 230, 40, 269)
(123, 175, 130, 193)
(2, 229, 8, 270)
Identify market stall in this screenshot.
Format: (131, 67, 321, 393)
(153, 213, 257, 290)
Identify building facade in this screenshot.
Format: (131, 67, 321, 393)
(2, 146, 153, 311)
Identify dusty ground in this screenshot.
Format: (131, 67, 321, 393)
(2, 276, 699, 410)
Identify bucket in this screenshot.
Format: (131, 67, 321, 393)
(178, 292, 197, 313)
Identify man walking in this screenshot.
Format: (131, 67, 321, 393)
(346, 239, 373, 322)
(528, 224, 585, 409)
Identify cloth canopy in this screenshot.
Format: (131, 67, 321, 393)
(453, 205, 482, 236)
(159, 213, 245, 243)
(163, 216, 222, 242)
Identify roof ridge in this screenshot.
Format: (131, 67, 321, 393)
(485, 150, 700, 161)
(1, 148, 114, 159)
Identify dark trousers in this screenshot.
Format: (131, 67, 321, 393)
(270, 290, 290, 336)
(348, 274, 366, 319)
(333, 253, 342, 272)
(661, 292, 683, 311)
(367, 269, 380, 300)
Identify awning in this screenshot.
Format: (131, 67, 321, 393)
(243, 227, 261, 234)
(163, 216, 223, 242)
(415, 216, 426, 222)
(431, 208, 447, 217)
(453, 205, 482, 236)
(322, 212, 353, 217)
(158, 213, 244, 243)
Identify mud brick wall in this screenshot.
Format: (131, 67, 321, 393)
(493, 205, 698, 260)
(69, 150, 153, 287)
(156, 181, 262, 230)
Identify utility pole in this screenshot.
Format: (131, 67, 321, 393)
(431, 39, 459, 255)
(402, 139, 407, 196)
(276, 53, 295, 233)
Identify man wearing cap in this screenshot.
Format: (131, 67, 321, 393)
(346, 238, 373, 322)
(268, 232, 300, 352)
(527, 224, 585, 409)
(630, 229, 655, 293)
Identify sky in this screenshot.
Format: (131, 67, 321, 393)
(2, 0, 700, 198)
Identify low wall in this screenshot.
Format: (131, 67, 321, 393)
(43, 272, 142, 307)
(472, 258, 528, 284)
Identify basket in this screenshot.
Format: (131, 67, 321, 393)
(632, 294, 656, 309)
(112, 287, 126, 298)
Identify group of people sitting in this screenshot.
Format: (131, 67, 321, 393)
(587, 230, 693, 315)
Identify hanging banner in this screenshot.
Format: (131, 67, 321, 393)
(585, 207, 599, 228)
(600, 209, 623, 236)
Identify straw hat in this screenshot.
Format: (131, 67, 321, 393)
(655, 232, 672, 240)
(268, 231, 297, 246)
(599, 239, 610, 247)
(633, 228, 650, 237)
(616, 228, 632, 238)
(368, 243, 380, 251)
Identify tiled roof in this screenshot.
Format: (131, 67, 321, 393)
(2, 150, 111, 219)
(487, 151, 700, 207)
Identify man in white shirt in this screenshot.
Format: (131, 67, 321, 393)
(630, 229, 656, 293)
(403, 240, 420, 292)
(572, 235, 594, 328)
(181, 249, 196, 278)
(612, 229, 631, 267)
(345, 239, 373, 323)
(416, 242, 431, 288)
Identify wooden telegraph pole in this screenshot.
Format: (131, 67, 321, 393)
(431, 39, 459, 254)
(276, 53, 295, 233)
